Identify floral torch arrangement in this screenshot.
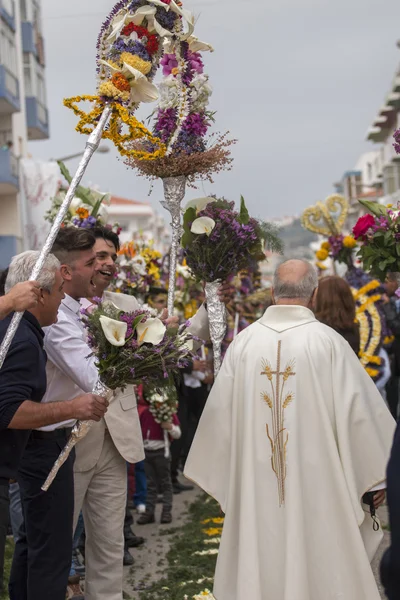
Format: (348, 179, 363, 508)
(113, 239, 162, 298)
(45, 161, 121, 234)
(146, 383, 179, 457)
(353, 199, 400, 281)
(42, 294, 194, 491)
(181, 196, 283, 373)
(127, 20, 235, 184)
(315, 235, 357, 266)
(64, 0, 197, 160)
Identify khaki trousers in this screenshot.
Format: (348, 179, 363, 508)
(73, 430, 127, 600)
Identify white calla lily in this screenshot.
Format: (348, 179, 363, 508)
(184, 197, 216, 214)
(100, 316, 127, 347)
(131, 5, 172, 38)
(136, 317, 166, 346)
(99, 59, 159, 103)
(69, 197, 92, 216)
(181, 338, 194, 352)
(103, 290, 141, 312)
(191, 217, 216, 236)
(187, 35, 214, 53)
(176, 264, 193, 280)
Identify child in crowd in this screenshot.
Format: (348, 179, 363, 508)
(137, 400, 181, 525)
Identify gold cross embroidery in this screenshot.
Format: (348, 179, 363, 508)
(261, 340, 296, 506)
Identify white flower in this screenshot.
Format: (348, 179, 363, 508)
(69, 197, 92, 216)
(159, 75, 180, 110)
(99, 59, 158, 104)
(186, 35, 214, 53)
(103, 290, 141, 312)
(176, 264, 193, 279)
(117, 256, 129, 268)
(136, 317, 166, 345)
(184, 197, 215, 214)
(190, 74, 213, 112)
(181, 338, 194, 352)
(99, 316, 127, 347)
(131, 256, 147, 276)
(191, 217, 216, 236)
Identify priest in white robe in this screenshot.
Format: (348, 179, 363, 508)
(185, 259, 396, 600)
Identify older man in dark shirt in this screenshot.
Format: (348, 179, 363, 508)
(0, 251, 108, 597)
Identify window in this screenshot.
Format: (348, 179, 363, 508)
(383, 164, 400, 196)
(21, 0, 28, 21)
(23, 53, 33, 96)
(0, 24, 17, 73)
(36, 71, 45, 104)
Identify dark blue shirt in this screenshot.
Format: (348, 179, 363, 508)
(381, 421, 400, 600)
(0, 311, 47, 482)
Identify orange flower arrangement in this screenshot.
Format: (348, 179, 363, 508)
(111, 72, 131, 93)
(76, 207, 89, 219)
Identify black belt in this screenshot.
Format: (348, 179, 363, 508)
(30, 428, 73, 440)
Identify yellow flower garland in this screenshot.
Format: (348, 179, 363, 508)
(63, 96, 166, 160)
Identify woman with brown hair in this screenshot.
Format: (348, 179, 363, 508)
(315, 275, 360, 355)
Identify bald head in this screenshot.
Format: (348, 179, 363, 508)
(273, 259, 318, 305)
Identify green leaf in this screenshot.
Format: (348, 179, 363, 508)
(379, 260, 388, 272)
(58, 160, 94, 206)
(384, 231, 394, 244)
(239, 195, 250, 225)
(358, 199, 388, 217)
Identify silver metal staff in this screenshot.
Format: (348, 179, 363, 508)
(161, 176, 187, 316)
(0, 104, 113, 369)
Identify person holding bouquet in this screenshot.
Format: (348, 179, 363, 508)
(138, 390, 182, 525)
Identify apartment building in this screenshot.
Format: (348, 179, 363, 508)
(0, 0, 49, 268)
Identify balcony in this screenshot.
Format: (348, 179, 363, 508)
(0, 65, 20, 114)
(26, 96, 49, 140)
(0, 147, 19, 194)
(0, 0, 16, 31)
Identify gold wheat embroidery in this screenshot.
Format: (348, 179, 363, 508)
(261, 341, 295, 506)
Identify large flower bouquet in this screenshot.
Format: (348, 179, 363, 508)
(181, 196, 283, 282)
(113, 239, 162, 297)
(353, 199, 400, 280)
(181, 196, 282, 373)
(82, 298, 194, 389)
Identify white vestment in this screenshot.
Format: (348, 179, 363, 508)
(185, 305, 396, 600)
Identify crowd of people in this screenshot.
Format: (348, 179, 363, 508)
(0, 226, 400, 600)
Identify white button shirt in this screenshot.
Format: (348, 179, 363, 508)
(38, 294, 99, 431)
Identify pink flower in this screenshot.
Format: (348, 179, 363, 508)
(187, 51, 203, 74)
(353, 214, 375, 239)
(160, 53, 178, 76)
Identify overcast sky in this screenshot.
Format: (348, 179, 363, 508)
(34, 0, 400, 222)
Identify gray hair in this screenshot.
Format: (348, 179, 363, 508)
(5, 251, 61, 294)
(273, 259, 318, 301)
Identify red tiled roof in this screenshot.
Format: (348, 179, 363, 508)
(110, 196, 150, 206)
(358, 189, 383, 199)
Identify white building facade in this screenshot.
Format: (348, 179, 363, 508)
(365, 47, 400, 206)
(108, 196, 171, 254)
(0, 0, 49, 269)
